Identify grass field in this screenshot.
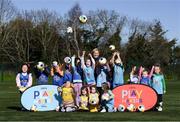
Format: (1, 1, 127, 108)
(0, 78, 180, 121)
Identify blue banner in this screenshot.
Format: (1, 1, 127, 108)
(21, 85, 61, 111)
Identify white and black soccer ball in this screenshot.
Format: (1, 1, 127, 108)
(101, 93, 110, 101)
(89, 100, 97, 105)
(127, 104, 136, 112)
(89, 96, 98, 105)
(19, 86, 26, 92)
(67, 27, 73, 33)
(138, 105, 145, 112)
(37, 61, 45, 71)
(31, 105, 37, 112)
(64, 57, 71, 64)
(109, 45, 115, 51)
(66, 106, 76, 112)
(118, 104, 125, 112)
(79, 15, 87, 23)
(52, 61, 58, 67)
(99, 57, 107, 65)
(57, 86, 62, 93)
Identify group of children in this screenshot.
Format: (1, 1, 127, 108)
(16, 47, 166, 112)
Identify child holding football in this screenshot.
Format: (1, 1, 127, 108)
(16, 63, 33, 93)
(34, 61, 50, 85)
(50, 61, 64, 86)
(79, 86, 89, 111)
(96, 57, 111, 100)
(58, 81, 76, 112)
(71, 55, 83, 107)
(89, 86, 99, 112)
(63, 58, 73, 83)
(110, 51, 124, 88)
(100, 82, 114, 112)
(81, 51, 96, 90)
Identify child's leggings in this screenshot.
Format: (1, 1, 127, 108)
(74, 83, 82, 106)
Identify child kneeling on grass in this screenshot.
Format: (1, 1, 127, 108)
(89, 86, 99, 112)
(56, 81, 76, 112)
(79, 86, 89, 111)
(100, 82, 114, 112)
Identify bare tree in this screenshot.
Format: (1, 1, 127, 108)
(0, 0, 17, 62)
(85, 10, 127, 47)
(0, 0, 16, 24)
(67, 3, 82, 56)
(0, 18, 34, 63)
(29, 9, 60, 62)
(128, 18, 151, 41)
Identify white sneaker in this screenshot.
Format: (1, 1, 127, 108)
(71, 107, 76, 112)
(114, 107, 117, 112)
(56, 106, 60, 112)
(157, 106, 163, 111)
(61, 107, 66, 112)
(100, 108, 106, 112)
(66, 107, 73, 112)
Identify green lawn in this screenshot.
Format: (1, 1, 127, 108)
(0, 79, 180, 121)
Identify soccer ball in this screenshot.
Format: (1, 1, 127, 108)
(31, 105, 37, 112)
(57, 87, 62, 93)
(127, 104, 136, 112)
(66, 106, 76, 112)
(156, 106, 163, 111)
(138, 105, 145, 112)
(37, 61, 45, 71)
(79, 15, 87, 23)
(64, 57, 71, 64)
(89, 99, 97, 105)
(118, 104, 125, 112)
(52, 61, 58, 67)
(19, 87, 26, 92)
(89, 95, 98, 105)
(99, 57, 107, 65)
(67, 27, 73, 33)
(101, 93, 110, 101)
(109, 45, 115, 51)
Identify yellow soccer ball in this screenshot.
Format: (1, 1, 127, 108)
(127, 104, 136, 112)
(19, 87, 26, 92)
(31, 105, 37, 112)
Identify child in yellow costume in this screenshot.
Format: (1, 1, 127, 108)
(89, 86, 99, 112)
(79, 87, 89, 111)
(60, 81, 76, 112)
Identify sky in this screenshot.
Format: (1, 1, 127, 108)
(11, 0, 180, 43)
